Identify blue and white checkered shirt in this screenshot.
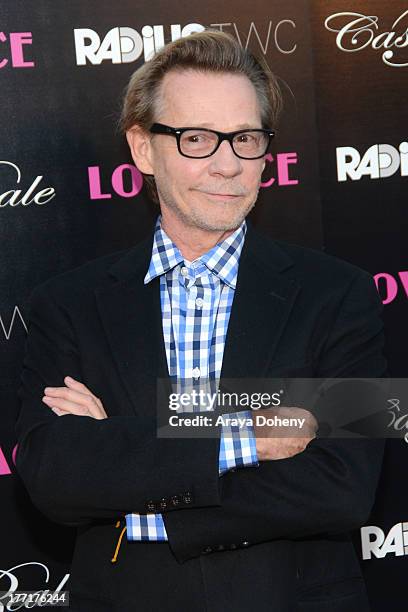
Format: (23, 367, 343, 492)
(126, 214, 258, 541)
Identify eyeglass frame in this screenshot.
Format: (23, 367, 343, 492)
(149, 122, 276, 160)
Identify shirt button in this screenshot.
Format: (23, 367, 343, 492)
(180, 266, 188, 277)
(195, 297, 204, 309)
(192, 367, 201, 379)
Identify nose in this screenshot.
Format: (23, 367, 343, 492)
(208, 139, 242, 178)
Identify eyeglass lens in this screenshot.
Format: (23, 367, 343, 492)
(179, 130, 269, 158)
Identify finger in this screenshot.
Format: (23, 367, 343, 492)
(42, 395, 95, 417)
(51, 407, 70, 416)
(64, 376, 93, 396)
(45, 385, 90, 403)
(64, 377, 106, 411)
(43, 387, 102, 418)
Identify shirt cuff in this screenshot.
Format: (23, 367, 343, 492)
(126, 512, 168, 541)
(218, 409, 259, 475)
(126, 411, 259, 541)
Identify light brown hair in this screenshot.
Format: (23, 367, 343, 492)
(119, 29, 282, 204)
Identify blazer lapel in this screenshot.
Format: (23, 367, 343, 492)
(94, 232, 170, 423)
(219, 221, 300, 381)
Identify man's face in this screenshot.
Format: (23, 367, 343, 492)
(148, 69, 266, 233)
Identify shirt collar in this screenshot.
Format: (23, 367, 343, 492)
(144, 214, 247, 289)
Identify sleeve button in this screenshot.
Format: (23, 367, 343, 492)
(182, 492, 193, 504)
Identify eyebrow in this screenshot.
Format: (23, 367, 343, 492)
(188, 122, 261, 130)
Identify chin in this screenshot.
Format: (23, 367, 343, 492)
(204, 203, 254, 229)
(192, 212, 248, 232)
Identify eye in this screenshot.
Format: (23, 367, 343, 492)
(186, 133, 211, 143)
(236, 133, 256, 143)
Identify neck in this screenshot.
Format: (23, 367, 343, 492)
(160, 215, 239, 260)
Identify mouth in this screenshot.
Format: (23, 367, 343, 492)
(200, 192, 242, 201)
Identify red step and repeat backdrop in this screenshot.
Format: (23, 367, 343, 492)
(1, 1, 406, 609)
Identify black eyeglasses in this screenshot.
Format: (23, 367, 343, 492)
(149, 122, 275, 159)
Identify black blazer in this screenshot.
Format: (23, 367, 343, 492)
(15, 219, 387, 612)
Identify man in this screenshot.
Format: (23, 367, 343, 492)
(15, 31, 386, 611)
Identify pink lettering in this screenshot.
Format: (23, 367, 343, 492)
(261, 152, 299, 187)
(88, 166, 112, 199)
(277, 152, 299, 185)
(374, 272, 408, 304)
(0, 446, 11, 475)
(9, 32, 34, 68)
(398, 271, 408, 298)
(0, 32, 34, 68)
(111, 164, 143, 197)
(0, 31, 8, 68)
(12, 443, 18, 466)
(88, 164, 144, 199)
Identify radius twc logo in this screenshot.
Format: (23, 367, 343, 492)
(74, 20, 298, 66)
(361, 522, 408, 560)
(336, 142, 408, 181)
(74, 23, 205, 65)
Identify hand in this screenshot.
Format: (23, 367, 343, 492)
(42, 376, 108, 419)
(254, 406, 317, 460)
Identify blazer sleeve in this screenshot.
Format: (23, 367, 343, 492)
(163, 270, 388, 563)
(14, 282, 221, 526)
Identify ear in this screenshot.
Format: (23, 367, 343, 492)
(126, 126, 154, 175)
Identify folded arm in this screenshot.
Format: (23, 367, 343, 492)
(15, 284, 222, 525)
(162, 271, 388, 562)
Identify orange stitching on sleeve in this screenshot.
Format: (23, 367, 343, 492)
(111, 521, 127, 563)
